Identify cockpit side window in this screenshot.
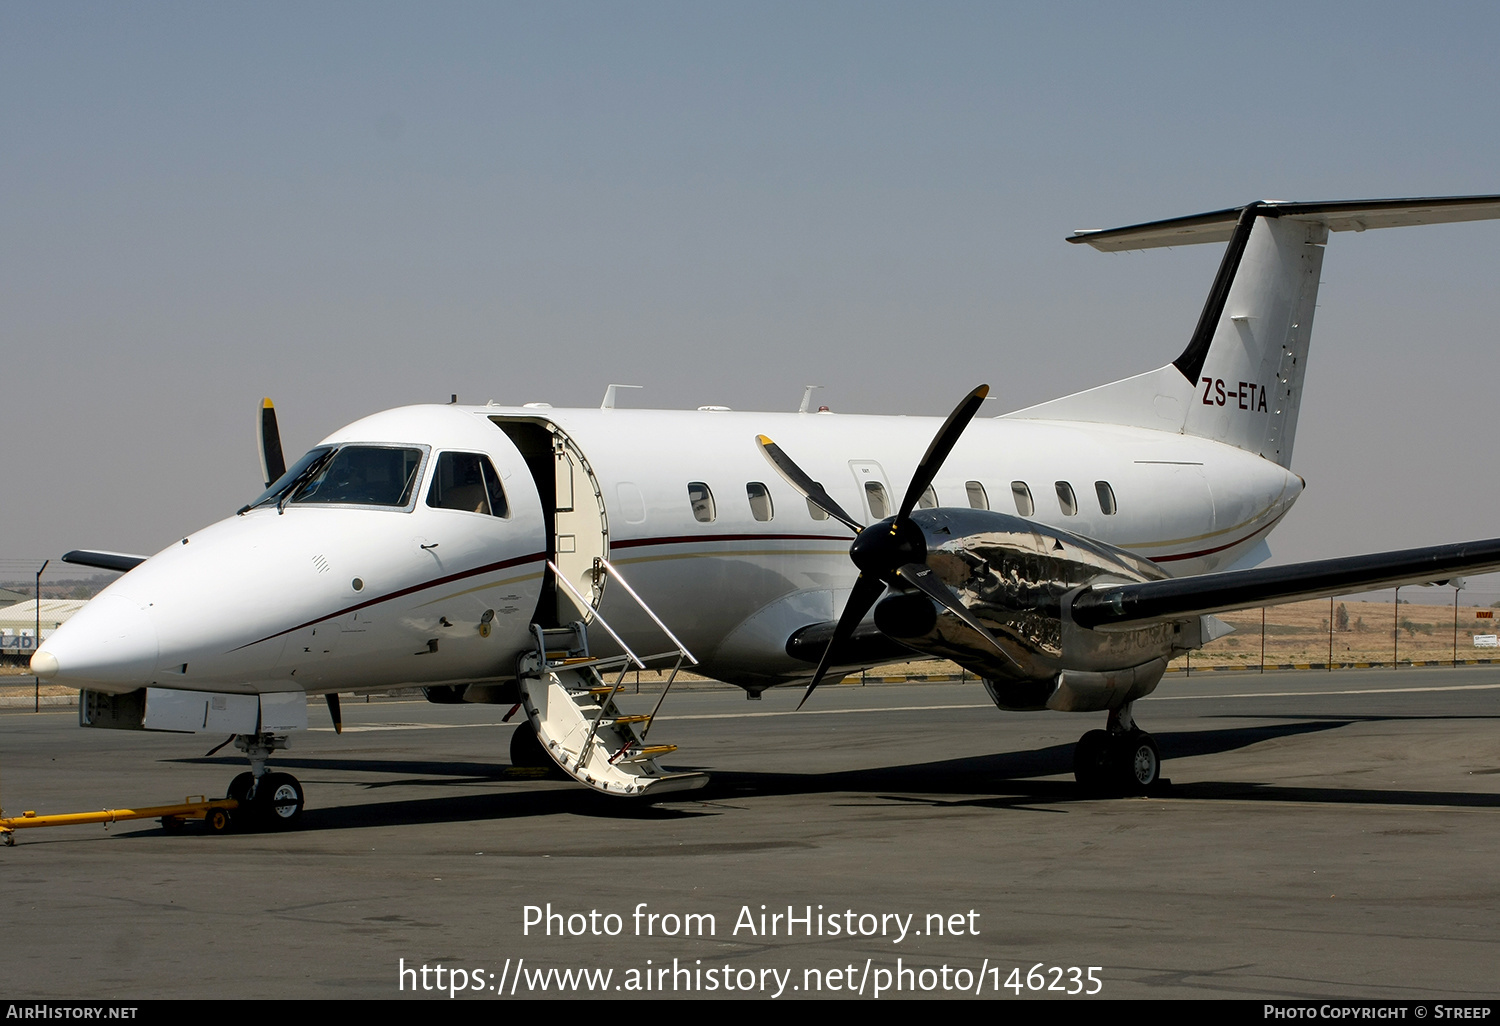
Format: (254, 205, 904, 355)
(427, 452, 510, 518)
(290, 446, 426, 507)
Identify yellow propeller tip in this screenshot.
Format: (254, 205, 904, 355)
(757, 434, 775, 445)
(262, 397, 275, 408)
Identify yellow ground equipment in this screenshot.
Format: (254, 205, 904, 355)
(0, 796, 239, 845)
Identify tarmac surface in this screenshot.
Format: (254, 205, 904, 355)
(2, 667, 1498, 1001)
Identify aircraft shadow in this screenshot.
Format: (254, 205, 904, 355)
(134, 716, 1500, 836)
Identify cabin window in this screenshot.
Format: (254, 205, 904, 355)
(427, 452, 509, 517)
(687, 482, 716, 523)
(1055, 481, 1078, 516)
(1010, 481, 1034, 517)
(865, 481, 891, 520)
(289, 446, 426, 508)
(966, 481, 989, 510)
(746, 482, 774, 522)
(1095, 481, 1117, 516)
(806, 498, 828, 521)
(918, 486, 938, 509)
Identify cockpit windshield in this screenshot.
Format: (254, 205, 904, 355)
(290, 446, 425, 506)
(242, 447, 336, 512)
(241, 445, 426, 512)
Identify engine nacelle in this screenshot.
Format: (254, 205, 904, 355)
(981, 657, 1169, 712)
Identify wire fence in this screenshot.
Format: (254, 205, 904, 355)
(4, 587, 1495, 713)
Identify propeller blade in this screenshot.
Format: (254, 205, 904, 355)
(325, 693, 343, 735)
(799, 573, 886, 708)
(896, 384, 989, 521)
(757, 434, 864, 533)
(893, 562, 1021, 670)
(258, 397, 287, 491)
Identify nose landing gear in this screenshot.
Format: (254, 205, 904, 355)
(223, 734, 305, 830)
(1073, 703, 1162, 795)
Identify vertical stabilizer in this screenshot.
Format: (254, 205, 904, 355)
(1008, 195, 1500, 469)
(1177, 208, 1326, 467)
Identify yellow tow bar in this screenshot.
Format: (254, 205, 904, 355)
(0, 796, 240, 845)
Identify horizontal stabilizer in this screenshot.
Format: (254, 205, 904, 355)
(1073, 537, 1500, 629)
(1069, 195, 1500, 252)
(62, 550, 147, 573)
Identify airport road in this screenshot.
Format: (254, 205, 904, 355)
(1, 667, 1497, 1001)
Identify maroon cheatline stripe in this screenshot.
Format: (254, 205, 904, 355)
(1147, 513, 1283, 563)
(610, 532, 850, 550)
(234, 549, 548, 650)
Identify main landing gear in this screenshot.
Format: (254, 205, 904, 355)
(1073, 703, 1161, 795)
(222, 733, 305, 830)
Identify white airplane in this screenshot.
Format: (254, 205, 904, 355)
(31, 194, 1500, 829)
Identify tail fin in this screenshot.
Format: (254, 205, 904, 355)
(1008, 195, 1500, 468)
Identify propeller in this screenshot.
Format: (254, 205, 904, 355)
(758, 384, 1013, 707)
(258, 397, 287, 491)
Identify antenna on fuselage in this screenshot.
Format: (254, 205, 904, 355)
(601, 384, 643, 409)
(798, 385, 822, 414)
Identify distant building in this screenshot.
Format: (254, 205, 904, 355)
(0, 599, 88, 662)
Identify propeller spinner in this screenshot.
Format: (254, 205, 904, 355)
(757, 384, 1013, 707)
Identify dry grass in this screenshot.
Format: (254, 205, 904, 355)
(1183, 598, 1496, 667)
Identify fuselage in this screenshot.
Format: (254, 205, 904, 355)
(36, 402, 1302, 696)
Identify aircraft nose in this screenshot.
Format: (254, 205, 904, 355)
(33, 594, 160, 686)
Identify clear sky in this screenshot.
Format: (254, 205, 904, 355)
(4, 1, 1498, 591)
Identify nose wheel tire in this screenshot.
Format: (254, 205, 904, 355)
(226, 771, 255, 829)
(257, 772, 306, 830)
(226, 770, 304, 830)
(1073, 729, 1160, 795)
(227, 772, 255, 803)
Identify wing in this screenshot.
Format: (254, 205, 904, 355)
(62, 550, 147, 573)
(1072, 537, 1500, 629)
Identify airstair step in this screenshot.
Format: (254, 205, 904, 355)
(614, 744, 677, 764)
(518, 566, 704, 798)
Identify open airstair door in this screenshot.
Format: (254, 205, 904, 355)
(515, 568, 708, 798)
(491, 418, 610, 626)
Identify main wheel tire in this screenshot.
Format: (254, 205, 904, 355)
(257, 772, 305, 830)
(1115, 731, 1161, 794)
(509, 721, 565, 778)
(1073, 729, 1112, 792)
